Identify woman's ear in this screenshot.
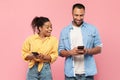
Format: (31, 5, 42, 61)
(39, 27, 42, 31)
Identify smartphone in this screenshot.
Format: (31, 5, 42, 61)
(77, 46, 84, 49)
(32, 52, 39, 56)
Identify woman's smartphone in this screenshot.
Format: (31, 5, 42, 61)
(32, 52, 39, 56)
(77, 46, 84, 49)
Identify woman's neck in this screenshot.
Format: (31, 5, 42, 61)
(38, 33, 46, 39)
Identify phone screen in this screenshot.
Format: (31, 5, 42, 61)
(77, 46, 84, 49)
(32, 52, 39, 56)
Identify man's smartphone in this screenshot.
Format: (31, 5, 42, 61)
(32, 52, 39, 56)
(77, 46, 84, 50)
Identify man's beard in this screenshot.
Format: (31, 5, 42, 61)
(73, 20, 83, 27)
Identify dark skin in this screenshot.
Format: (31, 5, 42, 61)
(25, 21, 52, 62)
(60, 46, 101, 57)
(60, 7, 101, 57)
(25, 53, 51, 62)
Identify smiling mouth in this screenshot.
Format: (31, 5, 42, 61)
(47, 32, 51, 34)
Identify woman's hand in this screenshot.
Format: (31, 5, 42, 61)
(25, 54, 35, 60)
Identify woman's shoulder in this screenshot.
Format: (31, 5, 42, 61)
(50, 35, 58, 41)
(24, 34, 37, 41)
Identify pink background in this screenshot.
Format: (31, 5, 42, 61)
(0, 0, 120, 80)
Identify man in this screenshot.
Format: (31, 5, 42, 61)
(58, 3, 102, 80)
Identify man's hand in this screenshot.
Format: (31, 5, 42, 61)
(76, 49, 86, 54)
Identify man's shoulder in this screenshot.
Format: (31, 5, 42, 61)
(83, 22, 97, 30)
(83, 22, 96, 27)
(61, 24, 72, 31)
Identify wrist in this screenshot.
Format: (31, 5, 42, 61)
(86, 48, 93, 54)
(68, 50, 72, 56)
(43, 55, 46, 60)
(86, 49, 89, 54)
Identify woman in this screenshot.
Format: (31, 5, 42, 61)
(22, 16, 58, 80)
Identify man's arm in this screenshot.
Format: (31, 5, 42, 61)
(60, 47, 85, 57)
(60, 46, 102, 57)
(85, 46, 102, 55)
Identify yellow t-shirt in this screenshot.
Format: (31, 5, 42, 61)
(22, 34, 58, 71)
